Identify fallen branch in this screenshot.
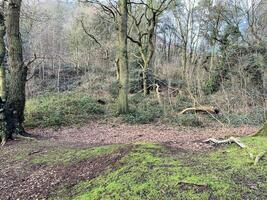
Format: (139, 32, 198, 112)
(178, 106, 220, 115)
(254, 151, 266, 165)
(204, 137, 266, 165)
(204, 137, 246, 148)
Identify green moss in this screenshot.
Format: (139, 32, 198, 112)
(72, 144, 187, 200)
(25, 92, 104, 128)
(60, 137, 267, 200)
(31, 145, 119, 165)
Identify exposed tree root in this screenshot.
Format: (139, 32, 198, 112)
(204, 137, 246, 148)
(1, 137, 6, 146)
(14, 134, 37, 141)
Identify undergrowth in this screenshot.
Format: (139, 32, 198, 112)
(25, 92, 104, 128)
(24, 91, 266, 127)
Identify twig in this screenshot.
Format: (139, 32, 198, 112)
(80, 19, 102, 47)
(24, 53, 37, 68)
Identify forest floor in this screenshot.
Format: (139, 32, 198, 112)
(1, 123, 266, 200)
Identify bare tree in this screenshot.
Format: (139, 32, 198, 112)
(127, 0, 173, 95)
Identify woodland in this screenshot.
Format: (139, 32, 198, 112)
(0, 0, 266, 199)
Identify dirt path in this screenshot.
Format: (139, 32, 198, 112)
(31, 123, 257, 150)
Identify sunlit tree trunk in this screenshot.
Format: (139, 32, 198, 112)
(117, 0, 129, 114)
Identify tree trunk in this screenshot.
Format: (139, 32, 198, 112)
(6, 0, 27, 135)
(0, 5, 6, 100)
(182, 47, 187, 78)
(0, 2, 7, 144)
(117, 0, 129, 114)
(142, 66, 149, 95)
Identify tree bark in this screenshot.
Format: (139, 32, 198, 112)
(142, 66, 149, 95)
(0, 2, 7, 144)
(117, 0, 129, 114)
(6, 0, 27, 135)
(0, 2, 6, 100)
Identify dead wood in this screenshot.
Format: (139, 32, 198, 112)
(204, 137, 246, 148)
(254, 151, 266, 165)
(155, 84, 162, 105)
(204, 137, 267, 165)
(179, 106, 220, 115)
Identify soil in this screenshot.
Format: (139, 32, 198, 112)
(0, 144, 131, 200)
(0, 122, 257, 200)
(31, 122, 257, 150)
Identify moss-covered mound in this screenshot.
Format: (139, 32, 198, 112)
(1, 136, 266, 200)
(66, 137, 267, 200)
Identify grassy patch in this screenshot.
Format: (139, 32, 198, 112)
(25, 92, 104, 128)
(59, 137, 267, 200)
(31, 145, 119, 165)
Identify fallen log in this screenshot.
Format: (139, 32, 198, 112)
(179, 106, 220, 115)
(204, 137, 246, 148)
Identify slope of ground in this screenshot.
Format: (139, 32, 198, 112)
(0, 124, 265, 200)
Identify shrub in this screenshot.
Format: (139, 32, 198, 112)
(121, 94, 163, 124)
(218, 107, 267, 126)
(121, 110, 156, 124)
(108, 81, 119, 99)
(25, 92, 104, 128)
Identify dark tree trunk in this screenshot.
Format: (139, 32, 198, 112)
(6, 0, 27, 136)
(0, 1, 7, 144)
(0, 1, 6, 100)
